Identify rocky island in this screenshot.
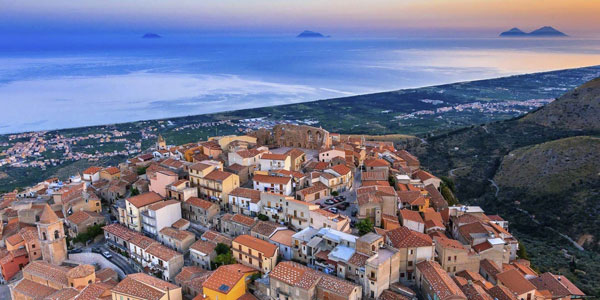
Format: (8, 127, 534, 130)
(142, 33, 161, 39)
(500, 26, 567, 37)
(297, 30, 328, 38)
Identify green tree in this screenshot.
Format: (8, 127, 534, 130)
(257, 214, 269, 221)
(331, 191, 339, 197)
(517, 241, 530, 260)
(136, 166, 148, 175)
(214, 251, 236, 267)
(73, 223, 105, 244)
(440, 184, 459, 206)
(388, 175, 397, 187)
(130, 187, 140, 196)
(215, 243, 230, 255)
(357, 219, 374, 236)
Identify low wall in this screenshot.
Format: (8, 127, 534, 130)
(68, 252, 126, 278)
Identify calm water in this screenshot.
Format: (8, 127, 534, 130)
(1, 34, 600, 133)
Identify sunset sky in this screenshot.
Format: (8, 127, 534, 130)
(2, 0, 599, 36)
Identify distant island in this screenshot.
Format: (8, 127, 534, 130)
(297, 30, 328, 38)
(142, 33, 161, 39)
(500, 26, 567, 37)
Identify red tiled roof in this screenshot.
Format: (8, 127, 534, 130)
(261, 153, 288, 160)
(127, 192, 163, 208)
(364, 158, 390, 167)
(230, 187, 261, 203)
(416, 261, 465, 300)
(233, 234, 278, 257)
(529, 272, 585, 298)
(102, 167, 120, 175)
(330, 164, 351, 176)
(231, 214, 257, 227)
(496, 269, 536, 295)
(253, 174, 291, 185)
(83, 166, 102, 175)
(203, 264, 257, 294)
(399, 209, 424, 224)
(386, 226, 432, 248)
(190, 240, 217, 255)
(204, 170, 234, 181)
(185, 197, 216, 210)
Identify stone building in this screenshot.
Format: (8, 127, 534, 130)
(36, 205, 67, 265)
(252, 124, 331, 150)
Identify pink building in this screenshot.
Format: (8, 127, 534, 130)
(150, 170, 178, 197)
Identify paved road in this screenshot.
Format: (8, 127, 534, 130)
(488, 179, 500, 197)
(83, 240, 136, 275)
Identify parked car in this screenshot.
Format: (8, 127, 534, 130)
(102, 251, 113, 259)
(318, 203, 326, 208)
(338, 203, 349, 210)
(351, 210, 358, 217)
(69, 248, 82, 254)
(92, 247, 101, 253)
(328, 207, 338, 214)
(324, 199, 335, 205)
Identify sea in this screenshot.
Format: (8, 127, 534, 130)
(1, 34, 600, 134)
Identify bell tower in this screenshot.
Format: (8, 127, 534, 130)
(157, 134, 166, 149)
(36, 204, 67, 265)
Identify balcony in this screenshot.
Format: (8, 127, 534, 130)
(288, 214, 307, 222)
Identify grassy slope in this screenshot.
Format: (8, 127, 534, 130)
(409, 79, 600, 296)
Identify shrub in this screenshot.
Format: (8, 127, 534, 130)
(257, 214, 269, 221)
(357, 219, 374, 236)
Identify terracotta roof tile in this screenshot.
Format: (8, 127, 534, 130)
(261, 153, 288, 160)
(202, 264, 257, 294)
(12, 279, 57, 299)
(233, 234, 278, 257)
(185, 197, 216, 210)
(399, 209, 424, 224)
(231, 214, 257, 227)
(251, 220, 283, 237)
(127, 192, 163, 208)
(253, 174, 291, 185)
(190, 240, 217, 255)
(496, 269, 536, 295)
(145, 243, 182, 262)
(386, 226, 432, 248)
(204, 170, 234, 181)
(416, 260, 465, 300)
(230, 187, 261, 203)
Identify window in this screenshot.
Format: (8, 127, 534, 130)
(408, 261, 413, 267)
(409, 249, 414, 255)
(448, 256, 451, 261)
(454, 255, 457, 261)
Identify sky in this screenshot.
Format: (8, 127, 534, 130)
(1, 0, 599, 37)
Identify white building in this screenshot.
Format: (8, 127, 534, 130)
(141, 200, 182, 237)
(253, 174, 293, 196)
(318, 148, 345, 163)
(259, 153, 291, 171)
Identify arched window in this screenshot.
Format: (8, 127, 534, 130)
(42, 232, 47, 240)
(54, 230, 60, 239)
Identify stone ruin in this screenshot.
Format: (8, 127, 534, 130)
(250, 124, 331, 150)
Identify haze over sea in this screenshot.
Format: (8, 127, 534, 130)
(1, 34, 600, 134)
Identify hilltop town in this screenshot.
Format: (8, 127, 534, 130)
(0, 123, 585, 300)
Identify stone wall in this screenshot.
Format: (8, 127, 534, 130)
(251, 124, 331, 150)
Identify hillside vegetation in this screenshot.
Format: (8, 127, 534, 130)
(409, 77, 600, 296)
